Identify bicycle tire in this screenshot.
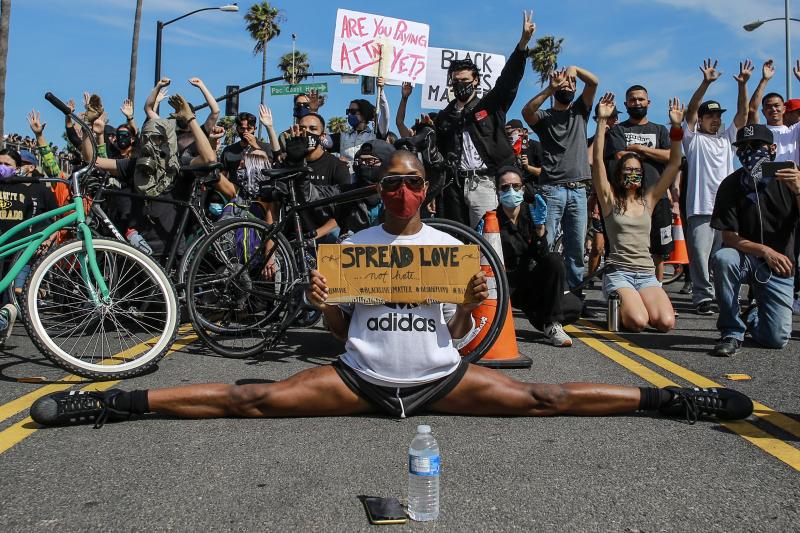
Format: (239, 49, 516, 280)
(426, 219, 508, 364)
(185, 218, 297, 358)
(662, 263, 684, 285)
(22, 238, 179, 380)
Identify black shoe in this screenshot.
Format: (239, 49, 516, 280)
(695, 301, 714, 315)
(30, 389, 129, 429)
(659, 386, 753, 424)
(711, 337, 741, 357)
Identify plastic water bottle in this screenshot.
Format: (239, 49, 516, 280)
(408, 424, 440, 521)
(125, 229, 153, 256)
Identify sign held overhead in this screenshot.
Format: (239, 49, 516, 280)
(422, 47, 506, 110)
(331, 9, 430, 84)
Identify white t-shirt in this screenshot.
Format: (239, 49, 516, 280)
(682, 120, 737, 217)
(338, 224, 470, 387)
(766, 123, 800, 164)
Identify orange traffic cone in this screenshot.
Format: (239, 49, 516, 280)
(664, 214, 689, 265)
(460, 211, 532, 368)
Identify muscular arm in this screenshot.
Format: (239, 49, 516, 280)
(568, 65, 599, 111)
(521, 86, 553, 128)
(748, 77, 768, 124)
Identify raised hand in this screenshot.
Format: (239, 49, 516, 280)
(377, 76, 385, 89)
(157, 77, 171, 88)
(259, 104, 273, 128)
(155, 88, 169, 105)
(188, 77, 204, 88)
(549, 69, 567, 92)
(519, 10, 536, 48)
(167, 94, 195, 125)
(700, 58, 721, 83)
(84, 94, 104, 124)
(763, 59, 776, 80)
(308, 89, 325, 111)
(209, 125, 226, 141)
(67, 99, 76, 114)
(242, 131, 260, 150)
(27, 110, 46, 135)
(401, 82, 413, 99)
(794, 59, 800, 83)
(83, 91, 91, 110)
(91, 112, 108, 136)
(668, 97, 686, 126)
(734, 59, 754, 84)
(120, 99, 134, 120)
(595, 92, 617, 120)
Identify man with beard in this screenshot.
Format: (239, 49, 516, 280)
(521, 65, 599, 291)
(710, 124, 800, 356)
(433, 11, 535, 228)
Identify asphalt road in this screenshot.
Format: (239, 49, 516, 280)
(0, 284, 799, 531)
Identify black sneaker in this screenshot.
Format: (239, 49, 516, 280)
(659, 386, 753, 424)
(30, 389, 129, 429)
(695, 301, 714, 315)
(711, 337, 741, 357)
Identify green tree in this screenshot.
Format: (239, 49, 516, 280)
(528, 35, 564, 87)
(327, 116, 348, 134)
(244, 1, 285, 139)
(127, 0, 143, 102)
(0, 0, 11, 147)
(278, 50, 309, 85)
(217, 116, 237, 146)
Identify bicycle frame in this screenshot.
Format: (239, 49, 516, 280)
(0, 179, 110, 303)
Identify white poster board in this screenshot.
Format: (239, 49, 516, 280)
(331, 8, 430, 83)
(421, 47, 506, 110)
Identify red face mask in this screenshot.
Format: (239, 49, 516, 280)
(380, 184, 425, 219)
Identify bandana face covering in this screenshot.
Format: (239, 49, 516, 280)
(622, 171, 642, 190)
(737, 145, 774, 202)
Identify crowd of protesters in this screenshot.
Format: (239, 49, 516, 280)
(1, 19, 800, 364)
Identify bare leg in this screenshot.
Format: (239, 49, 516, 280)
(639, 286, 676, 332)
(616, 287, 650, 332)
(653, 255, 665, 281)
(148, 365, 375, 418)
(430, 364, 640, 416)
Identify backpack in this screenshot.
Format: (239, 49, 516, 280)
(133, 119, 180, 197)
(218, 200, 266, 266)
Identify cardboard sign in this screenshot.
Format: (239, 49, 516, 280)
(421, 47, 506, 110)
(330, 9, 430, 83)
(317, 244, 480, 304)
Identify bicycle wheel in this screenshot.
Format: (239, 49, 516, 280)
(426, 219, 508, 363)
(185, 218, 298, 358)
(662, 263, 684, 285)
(22, 238, 179, 380)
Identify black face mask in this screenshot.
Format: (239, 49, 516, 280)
(452, 81, 475, 102)
(293, 104, 311, 119)
(627, 106, 648, 120)
(554, 89, 575, 105)
(116, 135, 132, 150)
(355, 164, 378, 184)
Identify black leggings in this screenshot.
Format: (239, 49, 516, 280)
(510, 252, 582, 331)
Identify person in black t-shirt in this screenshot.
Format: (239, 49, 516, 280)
(710, 124, 800, 356)
(221, 112, 273, 174)
(609, 85, 674, 279)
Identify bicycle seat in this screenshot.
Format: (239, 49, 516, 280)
(260, 167, 311, 181)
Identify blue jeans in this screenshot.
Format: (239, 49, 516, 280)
(541, 185, 587, 289)
(712, 247, 793, 348)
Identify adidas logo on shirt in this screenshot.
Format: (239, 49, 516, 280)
(366, 313, 436, 332)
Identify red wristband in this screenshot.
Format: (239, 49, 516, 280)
(670, 126, 683, 142)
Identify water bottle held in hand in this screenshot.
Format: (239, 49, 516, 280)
(408, 424, 440, 521)
(125, 229, 153, 256)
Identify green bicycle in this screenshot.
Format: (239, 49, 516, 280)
(3, 93, 178, 380)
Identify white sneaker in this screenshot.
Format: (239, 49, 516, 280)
(545, 322, 572, 347)
(793, 299, 800, 316)
(0, 303, 17, 343)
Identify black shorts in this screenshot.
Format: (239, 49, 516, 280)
(332, 359, 469, 418)
(650, 198, 675, 257)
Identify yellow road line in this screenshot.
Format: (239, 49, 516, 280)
(577, 320, 800, 441)
(0, 334, 197, 455)
(565, 324, 800, 472)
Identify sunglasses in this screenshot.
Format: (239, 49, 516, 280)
(499, 183, 523, 192)
(380, 174, 426, 192)
(346, 108, 361, 115)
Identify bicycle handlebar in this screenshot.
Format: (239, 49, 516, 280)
(0, 177, 70, 186)
(45, 92, 98, 198)
(45, 92, 72, 115)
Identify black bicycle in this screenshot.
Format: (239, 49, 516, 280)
(184, 166, 509, 362)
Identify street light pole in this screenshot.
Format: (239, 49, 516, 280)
(154, 4, 238, 85)
(787, 0, 792, 98)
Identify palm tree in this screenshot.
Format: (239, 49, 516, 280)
(217, 116, 237, 146)
(127, 0, 143, 103)
(278, 50, 309, 85)
(244, 1, 285, 139)
(0, 0, 11, 148)
(528, 35, 564, 87)
(327, 116, 348, 135)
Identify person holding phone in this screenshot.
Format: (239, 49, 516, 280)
(710, 124, 800, 356)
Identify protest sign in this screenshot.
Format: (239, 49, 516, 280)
(330, 9, 430, 84)
(421, 47, 506, 110)
(317, 244, 480, 305)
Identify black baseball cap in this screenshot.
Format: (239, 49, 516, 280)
(698, 100, 727, 116)
(355, 140, 395, 165)
(732, 123, 774, 147)
(505, 119, 525, 130)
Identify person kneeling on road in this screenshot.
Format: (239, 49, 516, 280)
(709, 124, 800, 357)
(495, 165, 582, 347)
(30, 151, 753, 428)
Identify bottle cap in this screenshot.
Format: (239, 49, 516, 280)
(416, 424, 431, 434)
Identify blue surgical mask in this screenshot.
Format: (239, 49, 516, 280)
(499, 189, 524, 209)
(347, 113, 360, 129)
(208, 203, 224, 217)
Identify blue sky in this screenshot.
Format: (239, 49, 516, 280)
(3, 0, 796, 146)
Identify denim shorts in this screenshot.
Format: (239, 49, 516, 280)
(603, 268, 661, 299)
